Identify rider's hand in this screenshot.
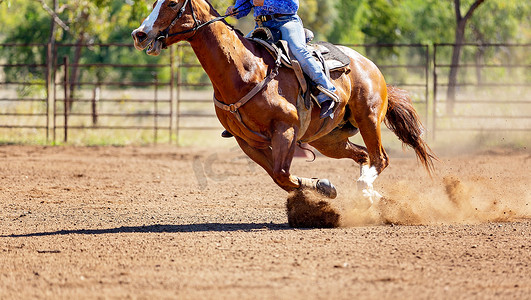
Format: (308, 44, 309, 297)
(253, 0, 265, 6)
(225, 5, 235, 15)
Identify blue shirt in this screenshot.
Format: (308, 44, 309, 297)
(233, 0, 299, 19)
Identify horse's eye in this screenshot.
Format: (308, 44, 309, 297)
(168, 1, 178, 8)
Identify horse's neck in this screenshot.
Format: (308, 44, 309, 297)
(188, 23, 265, 103)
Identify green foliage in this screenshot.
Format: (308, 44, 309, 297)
(1, 0, 530, 46)
(396, 0, 454, 45)
(328, 0, 368, 44)
(467, 1, 531, 43)
(298, 0, 338, 40)
(328, 0, 529, 45)
(0, 0, 529, 91)
(0, 0, 161, 87)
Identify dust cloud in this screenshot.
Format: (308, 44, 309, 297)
(286, 190, 341, 228)
(287, 176, 530, 228)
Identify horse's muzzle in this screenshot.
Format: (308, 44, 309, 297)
(131, 29, 152, 51)
(133, 31, 148, 43)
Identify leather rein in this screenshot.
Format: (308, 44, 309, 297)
(157, 0, 250, 41)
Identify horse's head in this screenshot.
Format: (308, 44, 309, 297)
(132, 0, 201, 56)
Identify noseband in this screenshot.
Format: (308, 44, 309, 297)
(156, 0, 248, 41)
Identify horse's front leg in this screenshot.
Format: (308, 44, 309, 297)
(234, 132, 299, 192)
(270, 123, 299, 192)
(235, 124, 336, 198)
(271, 123, 337, 198)
(234, 136, 275, 179)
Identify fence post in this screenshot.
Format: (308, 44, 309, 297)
(46, 0, 57, 144)
(432, 45, 438, 141)
(424, 44, 429, 128)
(154, 72, 158, 143)
(53, 47, 57, 144)
(92, 85, 100, 126)
(170, 45, 175, 143)
(176, 45, 182, 145)
(46, 43, 53, 143)
(63, 56, 69, 143)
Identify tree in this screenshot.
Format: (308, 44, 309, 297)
(327, 0, 369, 44)
(445, 0, 485, 114)
(298, 0, 338, 41)
(0, 0, 151, 105)
(468, 1, 531, 84)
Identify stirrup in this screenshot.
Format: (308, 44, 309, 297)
(316, 85, 340, 103)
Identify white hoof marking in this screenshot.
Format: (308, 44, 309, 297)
(357, 165, 382, 206)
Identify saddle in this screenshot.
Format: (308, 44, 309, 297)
(248, 27, 350, 75)
(246, 27, 351, 141)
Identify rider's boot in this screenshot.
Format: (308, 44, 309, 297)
(317, 85, 340, 119)
(319, 99, 336, 119)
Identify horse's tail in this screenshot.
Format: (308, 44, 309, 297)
(384, 85, 437, 174)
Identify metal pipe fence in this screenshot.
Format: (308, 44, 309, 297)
(1, 42, 528, 145)
(0, 44, 49, 141)
(433, 43, 531, 138)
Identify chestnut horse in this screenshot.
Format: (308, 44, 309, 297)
(132, 0, 435, 203)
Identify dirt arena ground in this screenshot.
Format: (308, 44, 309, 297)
(0, 145, 529, 299)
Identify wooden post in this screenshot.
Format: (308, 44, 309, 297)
(46, 0, 57, 143)
(175, 46, 182, 145)
(154, 72, 158, 143)
(92, 85, 100, 126)
(46, 43, 52, 142)
(432, 45, 438, 141)
(424, 44, 429, 128)
(63, 56, 69, 143)
(169, 45, 175, 143)
(53, 47, 57, 143)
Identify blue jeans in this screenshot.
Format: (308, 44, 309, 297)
(259, 15, 336, 104)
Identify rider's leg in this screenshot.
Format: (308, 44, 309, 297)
(271, 16, 338, 118)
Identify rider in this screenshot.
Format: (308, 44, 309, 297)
(225, 0, 338, 120)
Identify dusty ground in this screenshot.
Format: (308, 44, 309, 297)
(0, 145, 530, 299)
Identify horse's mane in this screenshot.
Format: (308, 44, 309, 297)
(204, 0, 245, 37)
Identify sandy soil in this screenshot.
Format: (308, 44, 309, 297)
(0, 145, 530, 299)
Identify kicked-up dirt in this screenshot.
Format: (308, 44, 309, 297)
(0, 145, 529, 299)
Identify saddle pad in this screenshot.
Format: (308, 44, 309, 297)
(308, 41, 351, 71)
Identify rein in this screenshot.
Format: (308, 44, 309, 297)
(157, 0, 251, 41)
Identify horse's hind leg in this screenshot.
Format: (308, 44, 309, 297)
(311, 118, 388, 203)
(310, 124, 378, 200)
(351, 101, 389, 203)
(309, 124, 369, 165)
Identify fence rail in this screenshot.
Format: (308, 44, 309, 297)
(1, 42, 529, 145)
(432, 43, 531, 139)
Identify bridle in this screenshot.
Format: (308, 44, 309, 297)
(156, 0, 250, 42)
(156, 0, 197, 41)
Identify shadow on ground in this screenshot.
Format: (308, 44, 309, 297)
(2, 223, 292, 238)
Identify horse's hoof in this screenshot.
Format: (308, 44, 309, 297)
(316, 179, 337, 199)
